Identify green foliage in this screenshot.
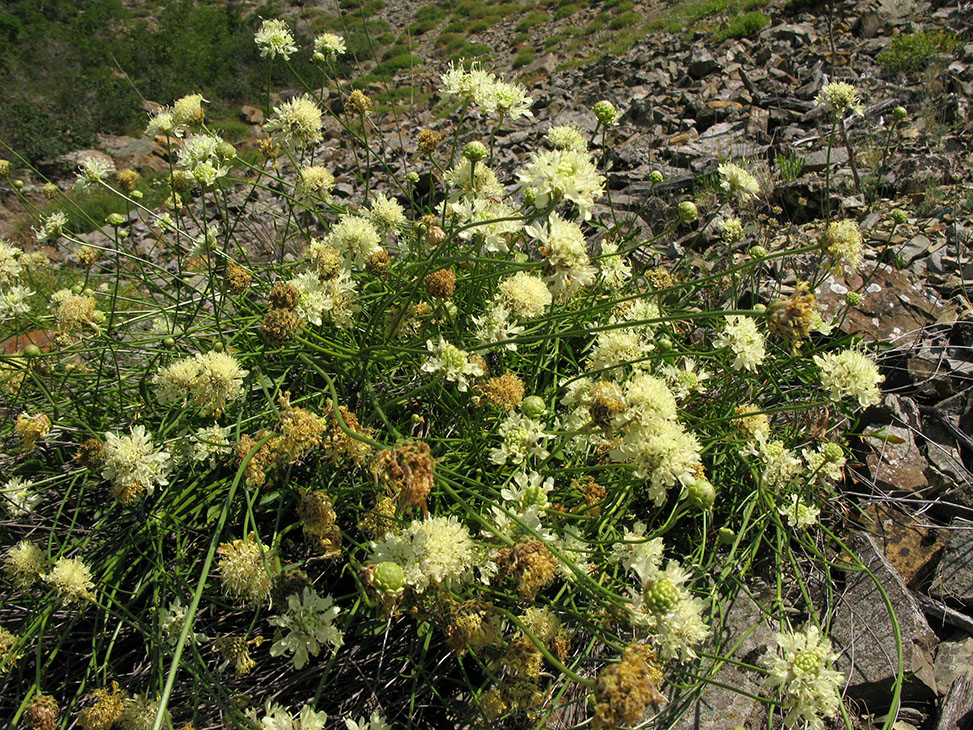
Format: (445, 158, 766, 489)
(515, 10, 548, 31)
(776, 151, 807, 181)
(877, 31, 961, 74)
(554, 3, 581, 19)
(414, 3, 449, 22)
(714, 10, 770, 40)
(339, 0, 386, 14)
(0, 100, 95, 165)
(610, 10, 641, 29)
(369, 53, 424, 80)
(512, 45, 537, 68)
(447, 41, 492, 62)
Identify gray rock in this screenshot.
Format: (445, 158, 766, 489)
(659, 588, 773, 730)
(772, 23, 816, 45)
(688, 49, 720, 80)
(803, 146, 850, 172)
(861, 394, 930, 495)
(930, 519, 973, 608)
(934, 637, 973, 690)
(898, 234, 935, 265)
(831, 532, 939, 703)
(667, 121, 768, 168)
(933, 638, 973, 730)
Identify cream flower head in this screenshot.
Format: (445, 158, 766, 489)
(254, 19, 297, 60)
(43, 556, 95, 603)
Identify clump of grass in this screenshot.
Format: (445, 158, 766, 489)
(877, 30, 960, 74)
(515, 10, 549, 32)
(776, 151, 807, 181)
(610, 10, 641, 29)
(714, 10, 770, 40)
(512, 45, 537, 69)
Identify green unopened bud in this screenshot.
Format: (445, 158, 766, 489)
(405, 171, 420, 184)
(521, 395, 546, 418)
(644, 577, 679, 613)
(717, 527, 736, 545)
(687, 478, 715, 509)
(845, 291, 862, 306)
(0, 159, 9, 176)
(23, 344, 41, 358)
(216, 141, 237, 159)
(753, 303, 767, 313)
(677, 201, 698, 222)
(890, 209, 907, 225)
(892, 106, 908, 122)
(72, 283, 84, 295)
(749, 245, 768, 259)
(211, 341, 224, 352)
(462, 141, 488, 162)
(821, 442, 844, 462)
(371, 561, 406, 594)
(592, 100, 618, 126)
(92, 310, 106, 325)
(106, 213, 125, 227)
(13, 179, 24, 189)
(131, 190, 143, 200)
(649, 170, 664, 184)
(163, 337, 176, 349)
(312, 52, 326, 63)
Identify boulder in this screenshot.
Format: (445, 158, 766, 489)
(831, 532, 939, 704)
(929, 518, 973, 608)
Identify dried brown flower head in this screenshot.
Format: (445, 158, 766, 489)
(477, 372, 525, 411)
(593, 643, 664, 729)
(269, 281, 301, 310)
(425, 268, 457, 299)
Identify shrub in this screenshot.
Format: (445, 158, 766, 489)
(515, 10, 548, 31)
(877, 31, 960, 74)
(513, 45, 537, 68)
(714, 10, 770, 40)
(610, 10, 640, 28)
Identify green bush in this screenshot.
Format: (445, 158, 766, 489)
(877, 31, 960, 74)
(515, 10, 548, 31)
(370, 53, 424, 79)
(610, 10, 640, 28)
(512, 46, 537, 68)
(714, 10, 770, 40)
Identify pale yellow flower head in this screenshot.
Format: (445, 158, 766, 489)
(498, 271, 552, 320)
(816, 81, 863, 115)
(217, 533, 278, 604)
(255, 19, 297, 60)
(265, 95, 323, 148)
(102, 425, 172, 503)
(171, 93, 206, 126)
(43, 556, 95, 603)
(718, 162, 760, 202)
(822, 219, 863, 273)
(4, 541, 45, 589)
(764, 624, 844, 730)
(813, 348, 883, 408)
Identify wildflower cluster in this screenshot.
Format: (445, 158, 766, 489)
(0, 30, 891, 730)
